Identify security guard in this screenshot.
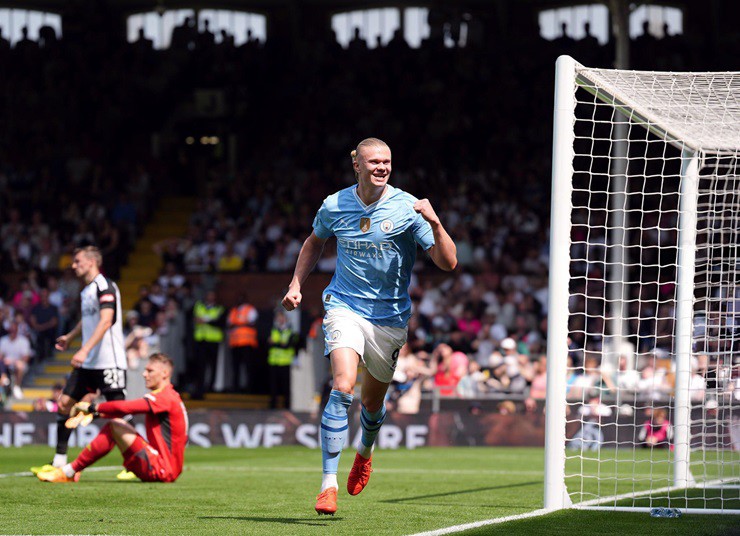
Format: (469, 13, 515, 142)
(268, 310, 299, 409)
(192, 290, 225, 398)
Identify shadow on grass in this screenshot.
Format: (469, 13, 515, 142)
(200, 516, 343, 527)
(382, 480, 541, 504)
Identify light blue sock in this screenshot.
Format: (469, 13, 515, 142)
(358, 404, 386, 458)
(321, 390, 353, 475)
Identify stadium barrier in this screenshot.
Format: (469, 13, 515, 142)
(3, 406, 736, 449)
(1, 408, 543, 448)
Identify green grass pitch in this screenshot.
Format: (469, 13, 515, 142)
(1, 446, 737, 535)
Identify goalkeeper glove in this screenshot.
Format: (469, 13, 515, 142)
(65, 402, 97, 429)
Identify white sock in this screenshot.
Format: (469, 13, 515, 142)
(321, 473, 338, 492)
(62, 463, 76, 478)
(53, 454, 67, 467)
(357, 443, 374, 459)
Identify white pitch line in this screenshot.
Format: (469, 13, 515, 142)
(407, 508, 553, 536)
(405, 476, 740, 535)
(190, 465, 544, 476)
(405, 475, 739, 535)
(0, 465, 122, 479)
(574, 476, 734, 508)
(2, 464, 543, 479)
(190, 465, 664, 478)
(2, 464, 544, 479)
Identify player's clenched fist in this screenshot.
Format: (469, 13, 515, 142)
(282, 286, 302, 311)
(413, 198, 441, 226)
(55, 334, 70, 351)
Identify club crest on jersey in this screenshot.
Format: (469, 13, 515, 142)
(360, 217, 371, 233)
(381, 220, 394, 233)
(331, 330, 342, 341)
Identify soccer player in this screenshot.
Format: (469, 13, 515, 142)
(282, 138, 457, 515)
(37, 352, 187, 483)
(32, 246, 128, 474)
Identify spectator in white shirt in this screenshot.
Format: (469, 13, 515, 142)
(0, 322, 32, 399)
(157, 262, 186, 291)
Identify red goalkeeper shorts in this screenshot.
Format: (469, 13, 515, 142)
(123, 435, 176, 482)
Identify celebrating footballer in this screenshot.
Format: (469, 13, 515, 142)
(282, 137, 457, 515)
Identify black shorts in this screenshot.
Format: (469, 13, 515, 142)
(63, 367, 127, 401)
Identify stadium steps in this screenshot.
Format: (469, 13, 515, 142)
(119, 196, 197, 310)
(9, 402, 34, 412)
(17, 387, 55, 399)
(6, 347, 78, 412)
(181, 392, 276, 410)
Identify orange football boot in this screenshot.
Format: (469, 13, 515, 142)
(347, 453, 373, 496)
(315, 487, 338, 515)
(37, 467, 80, 483)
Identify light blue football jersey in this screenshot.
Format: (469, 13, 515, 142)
(313, 184, 435, 328)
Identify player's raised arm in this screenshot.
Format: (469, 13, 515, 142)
(413, 198, 457, 271)
(282, 232, 328, 311)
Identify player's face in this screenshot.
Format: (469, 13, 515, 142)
(143, 360, 170, 390)
(71, 252, 95, 279)
(355, 145, 391, 188)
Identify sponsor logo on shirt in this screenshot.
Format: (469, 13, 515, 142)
(337, 238, 393, 259)
(100, 294, 115, 303)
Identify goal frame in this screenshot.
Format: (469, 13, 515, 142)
(544, 55, 740, 514)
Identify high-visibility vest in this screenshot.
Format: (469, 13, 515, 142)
(228, 304, 258, 348)
(193, 302, 224, 343)
(267, 328, 296, 366)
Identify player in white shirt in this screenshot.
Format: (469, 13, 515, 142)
(31, 246, 128, 473)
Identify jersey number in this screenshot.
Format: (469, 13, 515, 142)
(103, 368, 124, 389)
(390, 348, 400, 371)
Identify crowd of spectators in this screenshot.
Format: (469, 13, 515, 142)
(0, 4, 739, 414)
(0, 181, 152, 280)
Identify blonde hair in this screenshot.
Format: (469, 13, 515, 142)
(351, 137, 390, 179)
(74, 245, 103, 267)
(148, 352, 174, 372)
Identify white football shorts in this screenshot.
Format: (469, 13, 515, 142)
(322, 308, 407, 384)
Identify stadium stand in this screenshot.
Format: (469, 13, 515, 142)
(0, 1, 737, 415)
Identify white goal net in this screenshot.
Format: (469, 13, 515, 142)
(545, 56, 740, 514)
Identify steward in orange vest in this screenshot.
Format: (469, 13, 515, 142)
(227, 294, 259, 393)
(228, 304, 258, 348)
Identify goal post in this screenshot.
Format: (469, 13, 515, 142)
(545, 55, 740, 514)
(544, 54, 577, 511)
(674, 149, 700, 491)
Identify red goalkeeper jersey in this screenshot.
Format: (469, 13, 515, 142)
(97, 383, 188, 478)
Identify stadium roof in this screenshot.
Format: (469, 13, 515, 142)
(0, 0, 687, 15)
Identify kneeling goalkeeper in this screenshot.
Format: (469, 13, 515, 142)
(37, 353, 188, 483)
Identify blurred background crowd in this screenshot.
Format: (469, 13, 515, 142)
(0, 0, 738, 415)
